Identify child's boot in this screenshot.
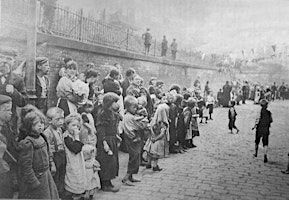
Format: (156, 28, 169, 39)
(129, 175, 141, 183)
(122, 174, 135, 186)
(153, 165, 163, 172)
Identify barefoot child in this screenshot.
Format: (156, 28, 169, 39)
(122, 96, 148, 186)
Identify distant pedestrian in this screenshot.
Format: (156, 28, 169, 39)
(142, 28, 152, 56)
(228, 101, 239, 134)
(40, 0, 57, 34)
(204, 81, 210, 97)
(271, 82, 277, 101)
(252, 99, 273, 163)
(161, 35, 168, 57)
(206, 91, 215, 120)
(170, 38, 178, 60)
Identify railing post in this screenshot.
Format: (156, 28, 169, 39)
(26, 0, 37, 98)
(154, 39, 156, 56)
(79, 8, 83, 41)
(0, 0, 2, 32)
(126, 28, 129, 50)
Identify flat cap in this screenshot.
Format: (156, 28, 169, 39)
(0, 95, 12, 105)
(36, 57, 49, 66)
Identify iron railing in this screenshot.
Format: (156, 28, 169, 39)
(1, 0, 217, 65)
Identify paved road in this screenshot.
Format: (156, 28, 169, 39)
(94, 101, 289, 200)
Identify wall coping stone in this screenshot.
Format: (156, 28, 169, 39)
(36, 33, 218, 71)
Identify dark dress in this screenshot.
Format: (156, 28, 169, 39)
(96, 110, 119, 181)
(18, 134, 59, 199)
(169, 103, 178, 149)
(223, 84, 232, 107)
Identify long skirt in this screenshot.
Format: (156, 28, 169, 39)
(97, 136, 119, 181)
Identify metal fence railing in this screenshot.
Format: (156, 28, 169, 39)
(1, 0, 219, 66)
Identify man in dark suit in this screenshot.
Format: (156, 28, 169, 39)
(35, 57, 50, 113)
(0, 54, 28, 131)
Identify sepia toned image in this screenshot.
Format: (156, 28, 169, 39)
(0, 0, 289, 199)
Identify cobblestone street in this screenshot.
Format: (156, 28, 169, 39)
(94, 100, 289, 200)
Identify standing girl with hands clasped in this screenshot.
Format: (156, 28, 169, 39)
(18, 111, 59, 199)
(63, 113, 86, 200)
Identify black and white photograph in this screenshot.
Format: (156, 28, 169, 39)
(0, 0, 289, 199)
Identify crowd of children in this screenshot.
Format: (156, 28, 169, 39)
(0, 55, 287, 199)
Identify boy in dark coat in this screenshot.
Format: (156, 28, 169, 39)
(35, 57, 50, 113)
(0, 56, 28, 132)
(252, 99, 273, 163)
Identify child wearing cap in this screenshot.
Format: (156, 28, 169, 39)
(252, 99, 273, 163)
(35, 57, 50, 113)
(96, 92, 121, 192)
(44, 107, 66, 198)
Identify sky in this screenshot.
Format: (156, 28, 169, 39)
(59, 0, 289, 55)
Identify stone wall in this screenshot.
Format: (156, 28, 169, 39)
(0, 33, 232, 107)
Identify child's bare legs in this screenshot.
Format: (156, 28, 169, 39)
(122, 173, 134, 186)
(254, 144, 258, 157)
(264, 146, 268, 163)
(146, 156, 152, 168)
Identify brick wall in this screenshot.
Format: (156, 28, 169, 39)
(0, 33, 232, 107)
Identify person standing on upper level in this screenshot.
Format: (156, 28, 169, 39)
(170, 38, 178, 60)
(142, 28, 152, 56)
(161, 35, 168, 57)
